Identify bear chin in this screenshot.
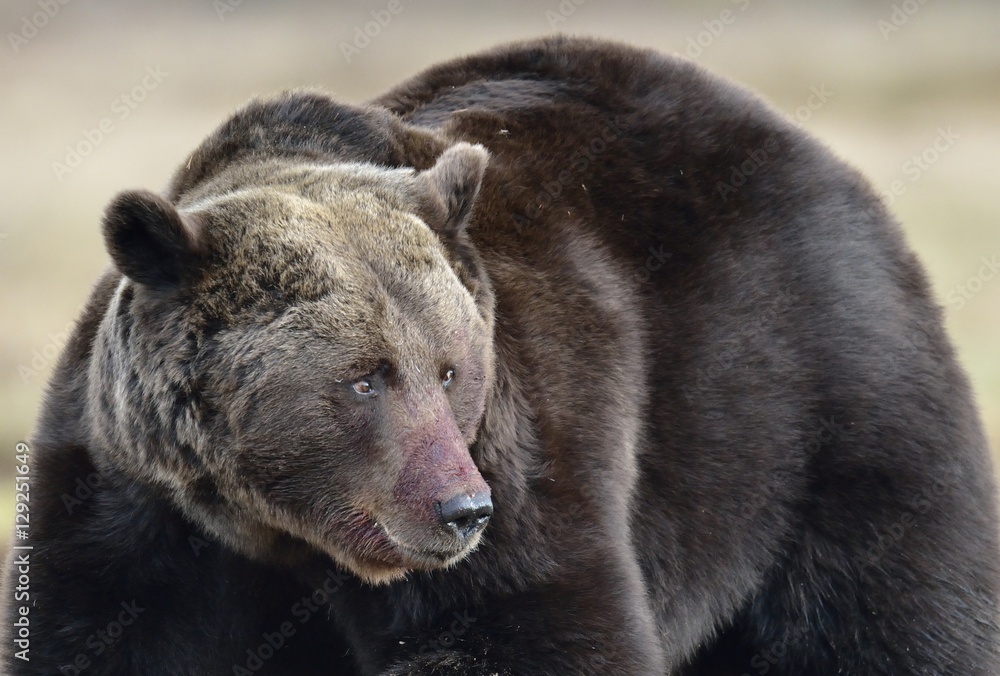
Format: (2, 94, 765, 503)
(322, 508, 485, 586)
(190, 500, 483, 586)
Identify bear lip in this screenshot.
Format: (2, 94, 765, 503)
(336, 507, 480, 573)
(390, 536, 479, 567)
(337, 508, 404, 567)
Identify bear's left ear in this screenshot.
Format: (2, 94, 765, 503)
(415, 142, 490, 235)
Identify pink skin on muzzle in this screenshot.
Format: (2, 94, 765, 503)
(390, 396, 490, 538)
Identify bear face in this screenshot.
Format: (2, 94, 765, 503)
(89, 144, 496, 584)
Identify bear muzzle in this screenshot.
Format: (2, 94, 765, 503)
(381, 419, 493, 565)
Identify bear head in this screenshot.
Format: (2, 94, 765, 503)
(88, 137, 495, 585)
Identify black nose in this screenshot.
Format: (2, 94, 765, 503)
(437, 493, 493, 539)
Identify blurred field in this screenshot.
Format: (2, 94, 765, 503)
(1, 0, 999, 558)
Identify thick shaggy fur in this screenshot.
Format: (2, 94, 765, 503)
(5, 37, 999, 675)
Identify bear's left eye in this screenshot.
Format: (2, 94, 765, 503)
(352, 378, 376, 396)
(442, 368, 456, 388)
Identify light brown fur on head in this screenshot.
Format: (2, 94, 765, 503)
(91, 142, 495, 584)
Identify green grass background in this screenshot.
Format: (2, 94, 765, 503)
(1, 0, 999, 559)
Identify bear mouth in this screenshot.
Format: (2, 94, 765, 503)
(334, 508, 479, 579)
(337, 508, 407, 567)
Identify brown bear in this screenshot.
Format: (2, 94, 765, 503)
(4, 36, 999, 675)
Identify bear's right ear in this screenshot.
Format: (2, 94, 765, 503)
(415, 142, 490, 236)
(102, 189, 202, 289)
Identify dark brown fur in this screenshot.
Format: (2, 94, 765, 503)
(5, 36, 999, 675)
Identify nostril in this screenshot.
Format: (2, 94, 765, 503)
(437, 493, 493, 539)
(451, 508, 490, 533)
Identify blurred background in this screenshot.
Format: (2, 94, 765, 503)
(1, 0, 998, 560)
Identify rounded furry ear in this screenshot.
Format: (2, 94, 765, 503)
(415, 142, 490, 235)
(102, 190, 202, 288)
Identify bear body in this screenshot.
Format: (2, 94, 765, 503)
(5, 37, 999, 675)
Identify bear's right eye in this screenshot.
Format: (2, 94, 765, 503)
(352, 379, 376, 396)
